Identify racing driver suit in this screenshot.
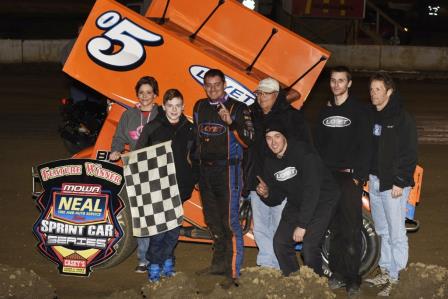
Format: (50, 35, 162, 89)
(193, 94, 254, 279)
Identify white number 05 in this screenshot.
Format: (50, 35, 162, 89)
(87, 11, 164, 71)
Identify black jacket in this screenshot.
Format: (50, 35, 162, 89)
(245, 91, 312, 192)
(371, 93, 417, 191)
(261, 140, 339, 229)
(315, 94, 372, 182)
(135, 111, 195, 202)
(192, 95, 254, 161)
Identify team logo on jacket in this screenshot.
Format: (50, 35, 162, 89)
(373, 124, 382, 136)
(199, 122, 226, 136)
(323, 116, 351, 127)
(274, 167, 297, 181)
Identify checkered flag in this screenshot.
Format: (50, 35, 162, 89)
(122, 141, 183, 237)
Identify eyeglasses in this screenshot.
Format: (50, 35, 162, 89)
(254, 91, 277, 97)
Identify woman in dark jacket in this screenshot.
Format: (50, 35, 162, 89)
(135, 88, 195, 282)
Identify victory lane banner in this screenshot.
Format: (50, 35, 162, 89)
(33, 159, 125, 276)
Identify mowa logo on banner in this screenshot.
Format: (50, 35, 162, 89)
(33, 159, 125, 276)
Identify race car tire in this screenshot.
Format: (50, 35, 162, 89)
(321, 210, 380, 277)
(62, 138, 85, 155)
(96, 191, 137, 269)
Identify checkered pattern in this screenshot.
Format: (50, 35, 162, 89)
(122, 141, 183, 237)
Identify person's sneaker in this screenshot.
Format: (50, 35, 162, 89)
(161, 258, 175, 277)
(328, 277, 346, 290)
(377, 278, 398, 296)
(134, 264, 147, 273)
(365, 269, 389, 286)
(148, 264, 161, 282)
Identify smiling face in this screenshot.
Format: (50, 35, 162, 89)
(137, 83, 157, 110)
(163, 97, 184, 123)
(265, 131, 288, 158)
(370, 80, 392, 111)
(204, 75, 226, 101)
(256, 91, 278, 114)
(330, 71, 352, 99)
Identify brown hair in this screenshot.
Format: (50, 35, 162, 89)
(163, 88, 183, 104)
(330, 65, 352, 82)
(135, 76, 159, 96)
(369, 72, 395, 92)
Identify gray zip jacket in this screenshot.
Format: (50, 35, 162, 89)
(111, 105, 159, 152)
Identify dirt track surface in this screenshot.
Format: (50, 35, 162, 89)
(0, 64, 447, 298)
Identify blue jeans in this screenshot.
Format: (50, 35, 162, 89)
(250, 191, 286, 269)
(369, 175, 410, 279)
(137, 237, 150, 266)
(146, 226, 180, 265)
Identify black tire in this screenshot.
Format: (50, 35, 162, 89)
(62, 138, 85, 155)
(358, 211, 380, 276)
(61, 133, 96, 154)
(96, 192, 137, 269)
(321, 210, 380, 277)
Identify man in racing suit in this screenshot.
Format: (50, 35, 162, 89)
(193, 69, 254, 287)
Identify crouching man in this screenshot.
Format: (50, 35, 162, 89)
(256, 119, 339, 276)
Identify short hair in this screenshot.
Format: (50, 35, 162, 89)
(163, 88, 183, 104)
(135, 76, 159, 96)
(330, 66, 352, 82)
(369, 72, 395, 92)
(203, 69, 225, 83)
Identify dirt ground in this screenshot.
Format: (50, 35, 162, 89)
(0, 64, 447, 298)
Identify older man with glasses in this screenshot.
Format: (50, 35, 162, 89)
(243, 77, 311, 270)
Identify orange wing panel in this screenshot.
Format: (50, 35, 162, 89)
(146, 0, 330, 107)
(64, 0, 330, 113)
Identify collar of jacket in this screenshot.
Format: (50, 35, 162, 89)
(156, 110, 188, 127)
(374, 92, 403, 121)
(208, 94, 229, 106)
(329, 93, 354, 108)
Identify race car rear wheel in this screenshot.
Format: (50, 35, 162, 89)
(96, 191, 137, 269)
(321, 210, 380, 277)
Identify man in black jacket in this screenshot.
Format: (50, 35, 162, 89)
(193, 69, 254, 287)
(315, 66, 372, 295)
(256, 119, 339, 276)
(364, 72, 417, 297)
(245, 77, 311, 270)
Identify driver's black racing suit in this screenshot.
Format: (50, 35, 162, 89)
(193, 94, 254, 279)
